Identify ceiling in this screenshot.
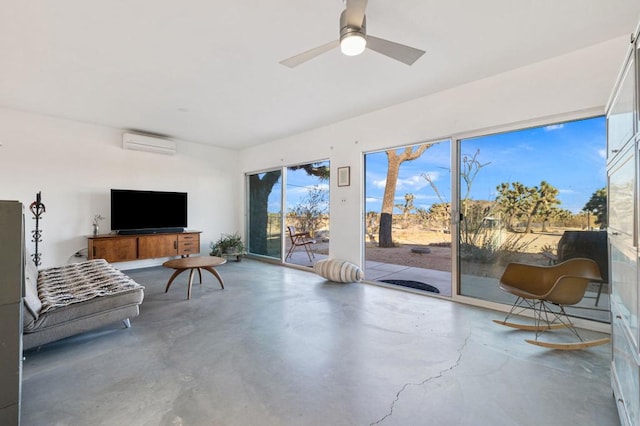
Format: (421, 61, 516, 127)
(1, 1, 639, 149)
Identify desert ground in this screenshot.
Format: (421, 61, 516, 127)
(364, 225, 567, 279)
(308, 223, 574, 279)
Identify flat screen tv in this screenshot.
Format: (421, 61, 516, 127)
(111, 189, 187, 234)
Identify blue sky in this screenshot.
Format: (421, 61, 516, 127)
(366, 140, 452, 213)
(262, 163, 330, 213)
(365, 116, 606, 214)
(286, 163, 330, 211)
(270, 116, 605, 215)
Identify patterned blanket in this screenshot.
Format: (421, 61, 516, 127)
(38, 259, 144, 314)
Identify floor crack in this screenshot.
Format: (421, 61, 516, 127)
(369, 331, 471, 426)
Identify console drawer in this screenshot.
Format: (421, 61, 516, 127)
(178, 233, 200, 255)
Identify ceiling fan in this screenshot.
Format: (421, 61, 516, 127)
(280, 0, 425, 68)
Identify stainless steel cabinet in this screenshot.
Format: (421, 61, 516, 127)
(0, 201, 24, 425)
(608, 25, 640, 426)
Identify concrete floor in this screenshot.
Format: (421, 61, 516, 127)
(289, 248, 610, 324)
(365, 261, 452, 297)
(22, 259, 619, 425)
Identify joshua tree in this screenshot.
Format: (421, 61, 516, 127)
(495, 180, 560, 233)
(395, 193, 416, 228)
(378, 145, 430, 247)
(583, 187, 607, 229)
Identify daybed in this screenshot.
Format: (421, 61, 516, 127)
(22, 256, 144, 350)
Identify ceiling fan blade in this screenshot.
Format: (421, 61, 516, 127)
(366, 35, 425, 65)
(345, 0, 368, 27)
(279, 40, 339, 68)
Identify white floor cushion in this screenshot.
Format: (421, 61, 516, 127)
(313, 259, 363, 283)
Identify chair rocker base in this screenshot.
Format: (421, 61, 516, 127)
(525, 337, 610, 350)
(492, 319, 569, 332)
(495, 258, 607, 350)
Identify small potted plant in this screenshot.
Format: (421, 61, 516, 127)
(210, 233, 245, 261)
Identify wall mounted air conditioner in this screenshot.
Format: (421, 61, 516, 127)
(122, 132, 177, 155)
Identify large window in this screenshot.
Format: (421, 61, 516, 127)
(247, 169, 282, 259)
(364, 140, 452, 296)
(285, 161, 330, 267)
(247, 117, 607, 324)
(458, 116, 608, 322)
(246, 161, 329, 266)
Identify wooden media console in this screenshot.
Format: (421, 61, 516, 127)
(88, 231, 200, 262)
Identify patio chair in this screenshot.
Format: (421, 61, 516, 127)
(541, 231, 608, 306)
(286, 226, 316, 262)
(493, 257, 610, 350)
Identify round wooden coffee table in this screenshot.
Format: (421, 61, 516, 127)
(163, 256, 226, 300)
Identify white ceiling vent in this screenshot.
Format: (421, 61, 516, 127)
(122, 132, 176, 155)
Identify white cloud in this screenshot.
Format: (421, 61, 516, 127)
(558, 188, 575, 194)
(396, 175, 427, 190)
(544, 124, 564, 131)
(597, 148, 606, 159)
(373, 178, 387, 189)
(285, 184, 329, 205)
(420, 171, 441, 183)
(286, 186, 309, 197)
(374, 171, 442, 191)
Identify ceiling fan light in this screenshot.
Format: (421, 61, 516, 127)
(340, 33, 366, 56)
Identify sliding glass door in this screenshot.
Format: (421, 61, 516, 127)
(246, 118, 608, 325)
(364, 139, 452, 296)
(458, 116, 608, 322)
(246, 160, 329, 265)
(247, 170, 282, 259)
(284, 161, 330, 267)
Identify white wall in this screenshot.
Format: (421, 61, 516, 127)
(0, 108, 239, 268)
(239, 36, 629, 266)
(0, 36, 628, 270)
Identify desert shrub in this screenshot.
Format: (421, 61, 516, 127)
(429, 241, 452, 248)
(366, 211, 380, 242)
(288, 185, 328, 235)
(460, 230, 538, 264)
(539, 244, 556, 255)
